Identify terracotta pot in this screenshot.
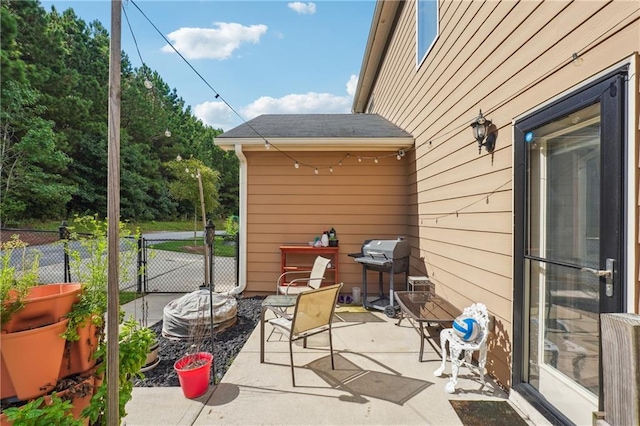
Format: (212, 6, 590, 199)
(45, 373, 95, 426)
(0, 318, 69, 401)
(0, 373, 95, 426)
(59, 316, 100, 380)
(2, 283, 82, 333)
(0, 355, 16, 403)
(0, 412, 11, 426)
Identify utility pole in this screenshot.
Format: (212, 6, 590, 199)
(107, 0, 121, 423)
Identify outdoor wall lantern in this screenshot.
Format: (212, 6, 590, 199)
(470, 109, 496, 154)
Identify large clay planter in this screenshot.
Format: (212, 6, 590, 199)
(174, 352, 213, 399)
(2, 283, 82, 333)
(0, 318, 69, 401)
(46, 373, 95, 426)
(0, 373, 95, 426)
(0, 356, 16, 403)
(59, 316, 100, 380)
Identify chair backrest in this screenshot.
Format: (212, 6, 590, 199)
(461, 303, 490, 342)
(291, 283, 343, 336)
(308, 256, 331, 290)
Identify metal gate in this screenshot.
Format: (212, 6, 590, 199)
(140, 234, 239, 293)
(1, 228, 239, 294)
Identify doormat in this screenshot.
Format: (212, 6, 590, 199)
(449, 400, 529, 426)
(333, 311, 384, 322)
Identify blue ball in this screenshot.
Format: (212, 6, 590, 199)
(453, 316, 480, 341)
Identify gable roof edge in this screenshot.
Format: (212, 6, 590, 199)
(352, 0, 402, 114)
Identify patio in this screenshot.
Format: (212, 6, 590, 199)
(122, 295, 545, 426)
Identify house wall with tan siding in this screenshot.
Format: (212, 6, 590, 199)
(365, 0, 640, 388)
(243, 150, 409, 297)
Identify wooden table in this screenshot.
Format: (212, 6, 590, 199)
(394, 291, 461, 362)
(260, 294, 297, 363)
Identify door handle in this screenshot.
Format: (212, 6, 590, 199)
(581, 258, 614, 297)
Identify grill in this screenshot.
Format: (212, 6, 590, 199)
(351, 239, 410, 317)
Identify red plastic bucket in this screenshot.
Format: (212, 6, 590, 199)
(174, 352, 213, 398)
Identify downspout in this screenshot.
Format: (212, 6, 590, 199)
(224, 144, 248, 296)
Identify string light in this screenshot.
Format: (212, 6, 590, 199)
(374, 157, 379, 164)
(329, 167, 334, 173)
(144, 80, 153, 89)
(572, 52, 584, 67)
(264, 141, 270, 150)
(314, 168, 319, 175)
(129, 0, 637, 178)
(294, 161, 299, 169)
(164, 128, 171, 137)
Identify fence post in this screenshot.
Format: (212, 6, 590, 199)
(205, 220, 215, 290)
(137, 236, 144, 293)
(59, 221, 71, 283)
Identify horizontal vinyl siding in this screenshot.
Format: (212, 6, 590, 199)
(244, 151, 408, 295)
(369, 0, 640, 388)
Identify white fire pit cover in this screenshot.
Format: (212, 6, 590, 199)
(162, 290, 238, 339)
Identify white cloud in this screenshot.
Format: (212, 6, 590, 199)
(162, 22, 268, 60)
(194, 75, 360, 131)
(346, 74, 358, 97)
(194, 102, 239, 131)
(242, 92, 351, 119)
(288, 2, 316, 15)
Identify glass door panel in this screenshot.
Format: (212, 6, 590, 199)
(525, 104, 600, 425)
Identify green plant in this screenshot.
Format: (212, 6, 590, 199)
(3, 393, 83, 426)
(224, 215, 239, 237)
(0, 235, 40, 324)
(82, 318, 155, 425)
(61, 215, 141, 341)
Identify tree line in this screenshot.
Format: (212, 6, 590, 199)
(0, 0, 239, 226)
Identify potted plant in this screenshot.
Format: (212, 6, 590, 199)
(60, 215, 144, 378)
(82, 318, 155, 425)
(173, 308, 213, 399)
(0, 237, 81, 402)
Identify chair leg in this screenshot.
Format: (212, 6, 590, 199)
(478, 344, 487, 389)
(433, 330, 448, 377)
(329, 329, 335, 370)
(446, 345, 463, 394)
(289, 340, 296, 387)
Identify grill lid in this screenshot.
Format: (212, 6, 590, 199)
(360, 239, 410, 260)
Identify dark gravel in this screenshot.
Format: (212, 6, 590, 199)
(133, 295, 264, 387)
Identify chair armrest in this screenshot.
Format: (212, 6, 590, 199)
(277, 270, 312, 287)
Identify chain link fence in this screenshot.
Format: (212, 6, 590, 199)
(0, 228, 239, 294)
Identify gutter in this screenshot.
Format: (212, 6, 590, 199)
(224, 144, 248, 296)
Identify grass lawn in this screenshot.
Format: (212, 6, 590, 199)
(120, 291, 141, 305)
(148, 235, 237, 257)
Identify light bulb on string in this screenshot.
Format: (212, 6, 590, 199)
(294, 161, 299, 169)
(164, 128, 171, 137)
(144, 79, 153, 90)
(314, 168, 319, 175)
(397, 153, 402, 160)
(264, 141, 270, 150)
(329, 167, 334, 173)
(358, 156, 362, 162)
(374, 157, 379, 164)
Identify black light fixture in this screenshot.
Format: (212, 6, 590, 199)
(470, 109, 496, 154)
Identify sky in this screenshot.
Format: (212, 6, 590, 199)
(40, 0, 377, 131)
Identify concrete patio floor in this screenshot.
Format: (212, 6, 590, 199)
(123, 295, 551, 426)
